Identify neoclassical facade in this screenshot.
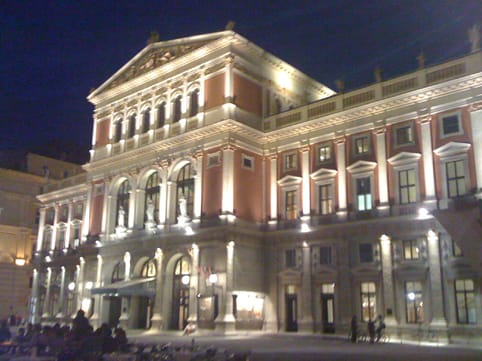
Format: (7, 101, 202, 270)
(31, 30, 482, 343)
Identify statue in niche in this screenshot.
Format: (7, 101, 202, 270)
(468, 24, 480, 53)
(417, 52, 426, 69)
(179, 194, 187, 217)
(118, 206, 125, 228)
(146, 198, 155, 223)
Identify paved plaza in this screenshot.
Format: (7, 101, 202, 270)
(130, 331, 482, 361)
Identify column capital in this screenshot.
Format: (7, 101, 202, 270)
(222, 143, 236, 152)
(469, 101, 482, 112)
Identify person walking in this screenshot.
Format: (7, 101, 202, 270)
(350, 315, 358, 343)
(368, 318, 376, 344)
(376, 315, 386, 342)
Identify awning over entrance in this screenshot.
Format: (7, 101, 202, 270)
(91, 277, 156, 297)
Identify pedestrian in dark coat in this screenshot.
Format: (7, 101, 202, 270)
(350, 315, 358, 343)
(368, 318, 376, 344)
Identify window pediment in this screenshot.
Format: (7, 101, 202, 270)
(346, 160, 377, 174)
(387, 152, 421, 166)
(434, 142, 471, 158)
(277, 175, 302, 187)
(310, 168, 337, 182)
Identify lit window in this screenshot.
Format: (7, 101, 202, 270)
(284, 152, 297, 171)
(189, 89, 199, 117)
(399, 169, 417, 204)
(403, 240, 419, 260)
(319, 246, 332, 265)
(440, 113, 462, 137)
(405, 281, 423, 323)
(319, 184, 333, 215)
(455, 279, 476, 324)
(128, 114, 136, 138)
(116, 180, 130, 227)
(318, 144, 331, 163)
(285, 249, 296, 268)
(446, 160, 466, 197)
(111, 261, 125, 283)
(57, 229, 65, 250)
(285, 190, 298, 220)
(360, 282, 376, 322)
(173, 95, 182, 122)
(356, 177, 372, 211)
(142, 109, 150, 133)
(395, 125, 413, 146)
(113, 120, 122, 142)
(359, 243, 373, 263)
(42, 229, 52, 252)
(145, 172, 159, 225)
(176, 163, 194, 219)
(74, 203, 83, 219)
(157, 103, 166, 128)
(141, 258, 157, 278)
(354, 135, 370, 155)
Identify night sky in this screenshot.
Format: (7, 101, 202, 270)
(1, 0, 480, 163)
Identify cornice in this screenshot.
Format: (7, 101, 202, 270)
(37, 183, 89, 204)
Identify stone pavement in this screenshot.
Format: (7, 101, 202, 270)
(129, 330, 482, 361)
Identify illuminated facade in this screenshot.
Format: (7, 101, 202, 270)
(31, 31, 481, 343)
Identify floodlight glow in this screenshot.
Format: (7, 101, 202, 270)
(85, 281, 93, 290)
(407, 292, 415, 301)
(181, 275, 190, 285)
(418, 208, 429, 217)
(208, 273, 218, 285)
(68, 282, 76, 291)
(15, 258, 26, 266)
(300, 223, 310, 233)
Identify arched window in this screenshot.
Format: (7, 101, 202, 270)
(128, 114, 136, 138)
(112, 261, 125, 283)
(174, 256, 191, 276)
(145, 172, 159, 224)
(173, 95, 182, 122)
(142, 109, 150, 133)
(113, 120, 122, 142)
(141, 258, 157, 278)
(176, 163, 194, 219)
(189, 89, 199, 117)
(116, 180, 130, 227)
(157, 102, 166, 128)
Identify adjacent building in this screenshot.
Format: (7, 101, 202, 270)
(31, 30, 482, 344)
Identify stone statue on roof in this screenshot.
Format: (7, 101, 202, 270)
(468, 24, 480, 53)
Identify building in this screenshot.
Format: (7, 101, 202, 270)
(30, 30, 481, 343)
(0, 152, 83, 320)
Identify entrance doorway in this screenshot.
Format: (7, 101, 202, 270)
(170, 256, 191, 330)
(107, 296, 121, 328)
(321, 283, 335, 333)
(285, 284, 298, 332)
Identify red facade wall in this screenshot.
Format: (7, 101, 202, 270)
(89, 186, 104, 235)
(204, 74, 225, 110)
(202, 150, 223, 217)
(233, 74, 262, 116)
(95, 118, 110, 147)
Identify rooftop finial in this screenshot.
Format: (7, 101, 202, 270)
(335, 79, 344, 93)
(225, 21, 235, 31)
(468, 24, 480, 53)
(147, 31, 160, 45)
(417, 52, 425, 69)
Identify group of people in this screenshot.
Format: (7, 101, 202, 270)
(0, 310, 129, 360)
(350, 314, 386, 343)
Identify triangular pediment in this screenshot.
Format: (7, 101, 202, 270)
(346, 160, 377, 173)
(433, 142, 471, 158)
(310, 167, 337, 181)
(278, 175, 302, 186)
(89, 31, 230, 99)
(387, 152, 421, 166)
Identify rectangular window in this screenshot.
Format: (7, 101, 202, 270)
(399, 169, 417, 204)
(395, 125, 413, 146)
(319, 246, 332, 265)
(285, 249, 296, 268)
(354, 135, 370, 155)
(284, 152, 297, 171)
(405, 281, 423, 323)
(359, 243, 374, 263)
(455, 279, 476, 324)
(441, 114, 461, 136)
(242, 154, 254, 170)
(446, 160, 466, 197)
(318, 144, 331, 163)
(319, 184, 333, 215)
(356, 177, 372, 211)
(114, 121, 122, 142)
(285, 190, 298, 220)
(403, 240, 419, 260)
(75, 203, 83, 219)
(207, 153, 221, 168)
(360, 282, 376, 322)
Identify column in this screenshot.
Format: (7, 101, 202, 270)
(50, 205, 59, 250)
(301, 146, 311, 217)
(77, 257, 85, 312)
(469, 105, 482, 192)
(336, 136, 347, 218)
(56, 266, 66, 319)
(82, 187, 92, 241)
(419, 116, 436, 206)
(151, 248, 164, 329)
(216, 241, 235, 332)
(101, 181, 110, 237)
(90, 255, 103, 328)
(379, 235, 396, 326)
(136, 188, 146, 228)
(222, 144, 235, 214)
(166, 181, 173, 224)
(270, 155, 278, 220)
(375, 128, 389, 215)
(427, 230, 447, 328)
(42, 267, 52, 318)
(128, 188, 135, 229)
(31, 269, 40, 323)
(224, 55, 234, 102)
(158, 161, 169, 226)
(193, 152, 203, 220)
(188, 244, 199, 324)
(198, 70, 206, 127)
(66, 203, 73, 248)
(36, 208, 46, 252)
(119, 252, 131, 328)
(298, 243, 314, 332)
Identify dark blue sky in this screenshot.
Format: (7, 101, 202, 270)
(1, 0, 480, 163)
